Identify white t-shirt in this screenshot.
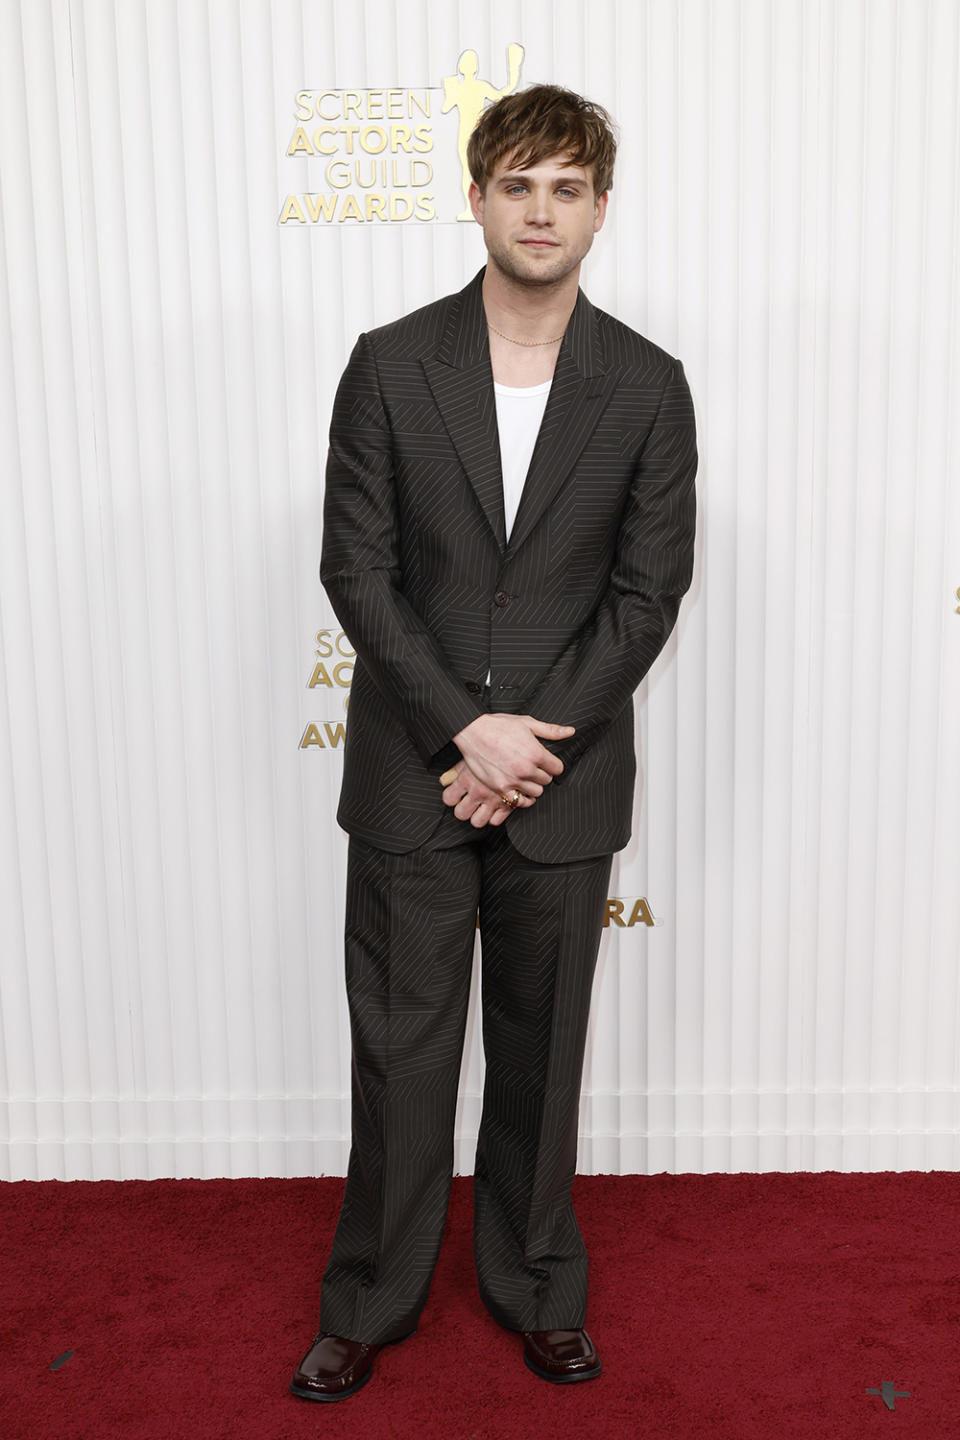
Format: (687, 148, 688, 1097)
(494, 378, 552, 540)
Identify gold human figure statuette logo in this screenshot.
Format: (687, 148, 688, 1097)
(442, 44, 525, 220)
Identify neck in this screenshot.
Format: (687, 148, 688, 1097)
(481, 263, 580, 345)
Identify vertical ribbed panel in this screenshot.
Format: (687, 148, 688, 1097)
(1, 0, 959, 1178)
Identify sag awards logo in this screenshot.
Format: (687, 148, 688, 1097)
(299, 628, 353, 749)
(278, 44, 524, 226)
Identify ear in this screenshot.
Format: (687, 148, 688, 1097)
(468, 180, 485, 225)
(593, 190, 609, 233)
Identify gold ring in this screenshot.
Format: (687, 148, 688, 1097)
(500, 790, 521, 809)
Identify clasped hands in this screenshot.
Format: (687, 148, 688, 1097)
(440, 713, 575, 828)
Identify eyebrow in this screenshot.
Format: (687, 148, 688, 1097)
(496, 171, 588, 187)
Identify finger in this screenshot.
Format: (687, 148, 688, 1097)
(454, 792, 494, 821)
(508, 752, 564, 782)
(525, 719, 576, 739)
(496, 775, 547, 796)
(488, 790, 535, 825)
(452, 778, 498, 806)
(509, 764, 557, 787)
(439, 765, 460, 786)
(490, 796, 530, 825)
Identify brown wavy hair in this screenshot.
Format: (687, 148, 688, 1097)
(467, 83, 618, 196)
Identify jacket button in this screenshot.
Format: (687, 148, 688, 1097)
(494, 590, 509, 607)
(465, 680, 482, 695)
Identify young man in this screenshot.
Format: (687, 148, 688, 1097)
(291, 84, 697, 1402)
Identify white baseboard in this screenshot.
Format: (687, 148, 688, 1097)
(3, 1089, 959, 1180)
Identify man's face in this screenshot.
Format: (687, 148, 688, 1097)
(469, 152, 608, 288)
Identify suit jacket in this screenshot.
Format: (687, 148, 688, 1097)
(320, 268, 697, 863)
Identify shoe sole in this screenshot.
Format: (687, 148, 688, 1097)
(523, 1353, 603, 1384)
(289, 1330, 416, 1403)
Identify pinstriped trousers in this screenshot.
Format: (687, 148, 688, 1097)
(317, 827, 613, 1344)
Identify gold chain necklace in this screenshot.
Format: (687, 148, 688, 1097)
(486, 319, 565, 347)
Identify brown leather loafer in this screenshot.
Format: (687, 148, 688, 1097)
(290, 1330, 412, 1402)
(522, 1327, 602, 1383)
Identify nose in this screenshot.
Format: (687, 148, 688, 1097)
(524, 187, 555, 226)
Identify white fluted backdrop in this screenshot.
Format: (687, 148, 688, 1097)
(1, 0, 958, 1180)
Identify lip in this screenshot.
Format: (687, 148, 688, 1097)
(519, 238, 559, 248)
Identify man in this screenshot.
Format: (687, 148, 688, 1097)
(291, 83, 697, 1402)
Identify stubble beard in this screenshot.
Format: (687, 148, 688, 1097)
(485, 234, 590, 291)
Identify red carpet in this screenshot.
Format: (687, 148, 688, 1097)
(1, 1172, 958, 1438)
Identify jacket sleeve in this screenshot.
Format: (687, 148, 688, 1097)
(522, 357, 697, 766)
(320, 332, 483, 764)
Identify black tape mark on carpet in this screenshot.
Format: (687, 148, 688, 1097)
(49, 1351, 74, 1370)
(866, 1381, 911, 1411)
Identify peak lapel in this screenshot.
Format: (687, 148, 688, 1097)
(506, 289, 616, 555)
(422, 271, 506, 551)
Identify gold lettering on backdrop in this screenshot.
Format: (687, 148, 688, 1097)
(278, 195, 306, 224)
(292, 89, 432, 120)
(305, 193, 338, 222)
(361, 126, 388, 153)
(281, 55, 521, 224)
(287, 125, 313, 156)
(603, 898, 660, 929)
(299, 722, 347, 750)
(480, 897, 659, 932)
(314, 629, 356, 659)
(307, 644, 354, 690)
(279, 168, 434, 223)
(285, 126, 433, 159)
(626, 897, 656, 927)
(301, 632, 354, 751)
(956, 585, 960, 613)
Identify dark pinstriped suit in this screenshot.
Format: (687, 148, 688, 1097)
(317, 268, 697, 1343)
